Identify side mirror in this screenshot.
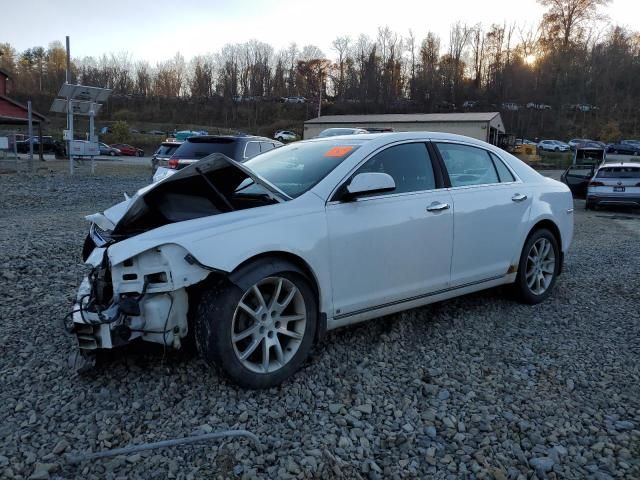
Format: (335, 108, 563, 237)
(344, 172, 396, 200)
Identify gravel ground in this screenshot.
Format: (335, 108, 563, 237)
(1, 169, 639, 480)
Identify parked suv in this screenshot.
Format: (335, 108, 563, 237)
(537, 140, 570, 152)
(274, 130, 297, 143)
(151, 141, 182, 172)
(167, 135, 283, 170)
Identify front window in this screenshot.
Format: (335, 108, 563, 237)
(244, 139, 365, 198)
(353, 142, 436, 195)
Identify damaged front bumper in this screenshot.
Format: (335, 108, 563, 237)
(69, 244, 211, 354)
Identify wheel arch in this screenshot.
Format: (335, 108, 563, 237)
(523, 218, 563, 274)
(226, 251, 327, 343)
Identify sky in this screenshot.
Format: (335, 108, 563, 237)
(3, 0, 636, 63)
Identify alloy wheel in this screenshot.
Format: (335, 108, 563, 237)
(525, 238, 556, 295)
(231, 277, 307, 373)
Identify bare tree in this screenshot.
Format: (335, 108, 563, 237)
(332, 36, 350, 100)
(538, 0, 611, 48)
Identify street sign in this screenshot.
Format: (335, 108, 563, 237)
(58, 83, 112, 103)
(63, 129, 72, 141)
(50, 98, 102, 116)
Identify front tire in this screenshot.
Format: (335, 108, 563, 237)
(109, 151, 115, 156)
(195, 270, 317, 389)
(514, 229, 560, 304)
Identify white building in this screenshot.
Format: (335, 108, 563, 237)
(303, 112, 506, 144)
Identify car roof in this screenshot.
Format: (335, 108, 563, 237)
(303, 131, 504, 148)
(185, 135, 271, 142)
(599, 162, 640, 168)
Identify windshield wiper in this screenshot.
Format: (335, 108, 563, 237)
(195, 166, 235, 212)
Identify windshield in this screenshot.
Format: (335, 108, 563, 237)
(243, 139, 365, 197)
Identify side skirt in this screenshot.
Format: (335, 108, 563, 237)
(328, 273, 516, 330)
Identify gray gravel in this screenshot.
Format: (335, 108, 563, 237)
(1, 170, 639, 479)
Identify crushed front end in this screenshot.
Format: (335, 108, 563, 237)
(68, 243, 210, 366)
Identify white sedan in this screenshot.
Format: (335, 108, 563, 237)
(71, 132, 574, 388)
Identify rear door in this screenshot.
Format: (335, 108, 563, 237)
(434, 142, 532, 286)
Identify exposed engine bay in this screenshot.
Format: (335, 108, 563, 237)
(69, 155, 287, 364)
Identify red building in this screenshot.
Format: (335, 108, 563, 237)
(0, 67, 48, 158)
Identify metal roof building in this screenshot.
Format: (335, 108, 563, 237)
(303, 112, 505, 144)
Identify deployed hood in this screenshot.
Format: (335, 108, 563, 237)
(87, 154, 289, 240)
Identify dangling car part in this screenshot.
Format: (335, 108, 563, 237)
(69, 134, 573, 388)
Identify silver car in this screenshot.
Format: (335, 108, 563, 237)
(538, 140, 570, 152)
(317, 128, 369, 138)
(586, 163, 640, 209)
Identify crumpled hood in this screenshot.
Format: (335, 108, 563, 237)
(105, 199, 301, 266)
(85, 153, 287, 233)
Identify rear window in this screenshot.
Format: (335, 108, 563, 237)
(597, 167, 640, 178)
(156, 144, 180, 156)
(171, 138, 237, 160)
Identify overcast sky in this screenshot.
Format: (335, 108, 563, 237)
(4, 0, 635, 63)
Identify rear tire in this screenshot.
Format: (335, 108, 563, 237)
(514, 228, 560, 304)
(194, 268, 317, 389)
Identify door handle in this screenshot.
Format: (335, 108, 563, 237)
(426, 202, 450, 212)
(512, 193, 528, 202)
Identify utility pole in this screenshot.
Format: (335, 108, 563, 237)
(27, 101, 33, 170)
(65, 36, 73, 175)
(317, 69, 323, 118)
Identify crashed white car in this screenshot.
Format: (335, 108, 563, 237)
(70, 132, 574, 388)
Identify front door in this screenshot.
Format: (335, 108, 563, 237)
(326, 142, 453, 318)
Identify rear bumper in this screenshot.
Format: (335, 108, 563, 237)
(587, 195, 640, 207)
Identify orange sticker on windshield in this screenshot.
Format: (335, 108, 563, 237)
(324, 146, 354, 157)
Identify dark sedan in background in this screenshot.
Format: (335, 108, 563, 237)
(606, 140, 640, 155)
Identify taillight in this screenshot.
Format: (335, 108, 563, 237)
(168, 159, 179, 169)
(589, 181, 604, 187)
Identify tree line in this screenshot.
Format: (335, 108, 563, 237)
(1, 0, 638, 140)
